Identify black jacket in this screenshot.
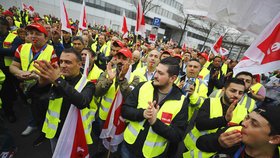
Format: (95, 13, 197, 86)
(49, 74, 95, 138)
(121, 81, 189, 158)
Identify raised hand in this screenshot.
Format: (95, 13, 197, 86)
(225, 100, 238, 122)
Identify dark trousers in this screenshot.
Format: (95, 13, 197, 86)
(0, 67, 18, 117)
(0, 112, 15, 152)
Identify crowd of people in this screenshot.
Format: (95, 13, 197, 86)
(0, 5, 280, 158)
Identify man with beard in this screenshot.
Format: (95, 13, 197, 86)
(183, 78, 249, 158)
(121, 57, 189, 158)
(93, 48, 139, 156)
(196, 104, 280, 158)
(210, 71, 256, 112)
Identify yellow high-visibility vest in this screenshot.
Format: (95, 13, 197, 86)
(124, 81, 185, 157)
(42, 78, 95, 144)
(20, 43, 54, 71)
(183, 97, 248, 158)
(3, 32, 17, 66)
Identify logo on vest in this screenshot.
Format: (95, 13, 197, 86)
(161, 112, 173, 124)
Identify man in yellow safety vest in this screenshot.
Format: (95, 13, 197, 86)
(34, 48, 95, 152)
(121, 57, 189, 158)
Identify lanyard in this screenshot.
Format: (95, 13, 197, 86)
(234, 145, 245, 158)
(27, 44, 48, 70)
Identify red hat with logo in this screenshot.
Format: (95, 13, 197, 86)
(2, 10, 13, 17)
(117, 48, 132, 59)
(198, 52, 208, 61)
(26, 23, 48, 36)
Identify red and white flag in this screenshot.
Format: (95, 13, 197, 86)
(60, 0, 72, 34)
(122, 10, 128, 39)
(234, 12, 280, 75)
(220, 47, 229, 56)
(22, 3, 34, 13)
(135, 0, 146, 38)
(182, 43, 187, 50)
(100, 66, 132, 152)
(53, 55, 90, 158)
(79, 0, 87, 31)
(211, 35, 224, 56)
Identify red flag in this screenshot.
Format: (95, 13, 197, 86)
(135, 0, 146, 37)
(79, 0, 87, 31)
(29, 5, 34, 12)
(122, 11, 128, 39)
(212, 36, 223, 56)
(70, 111, 89, 158)
(182, 43, 187, 51)
(60, 0, 72, 34)
(22, 3, 34, 13)
(234, 12, 280, 75)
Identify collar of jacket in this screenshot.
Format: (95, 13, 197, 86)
(151, 81, 183, 103)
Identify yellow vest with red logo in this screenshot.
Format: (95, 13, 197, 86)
(20, 43, 54, 71)
(124, 81, 185, 158)
(3, 32, 17, 66)
(42, 77, 95, 144)
(183, 97, 248, 158)
(198, 67, 210, 82)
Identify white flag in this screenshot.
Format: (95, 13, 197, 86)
(234, 11, 280, 75)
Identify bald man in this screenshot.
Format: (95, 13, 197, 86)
(132, 50, 141, 72)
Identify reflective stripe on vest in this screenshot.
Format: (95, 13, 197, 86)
(209, 89, 223, 98)
(42, 78, 94, 144)
(221, 63, 228, 76)
(188, 79, 207, 121)
(3, 32, 17, 66)
(99, 71, 117, 120)
(123, 81, 185, 157)
(20, 43, 54, 71)
(238, 94, 256, 112)
(87, 65, 103, 111)
(184, 97, 248, 154)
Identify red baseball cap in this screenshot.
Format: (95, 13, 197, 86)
(198, 52, 208, 61)
(117, 48, 132, 59)
(173, 54, 182, 60)
(162, 50, 172, 55)
(113, 40, 124, 48)
(26, 23, 48, 36)
(2, 10, 13, 17)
